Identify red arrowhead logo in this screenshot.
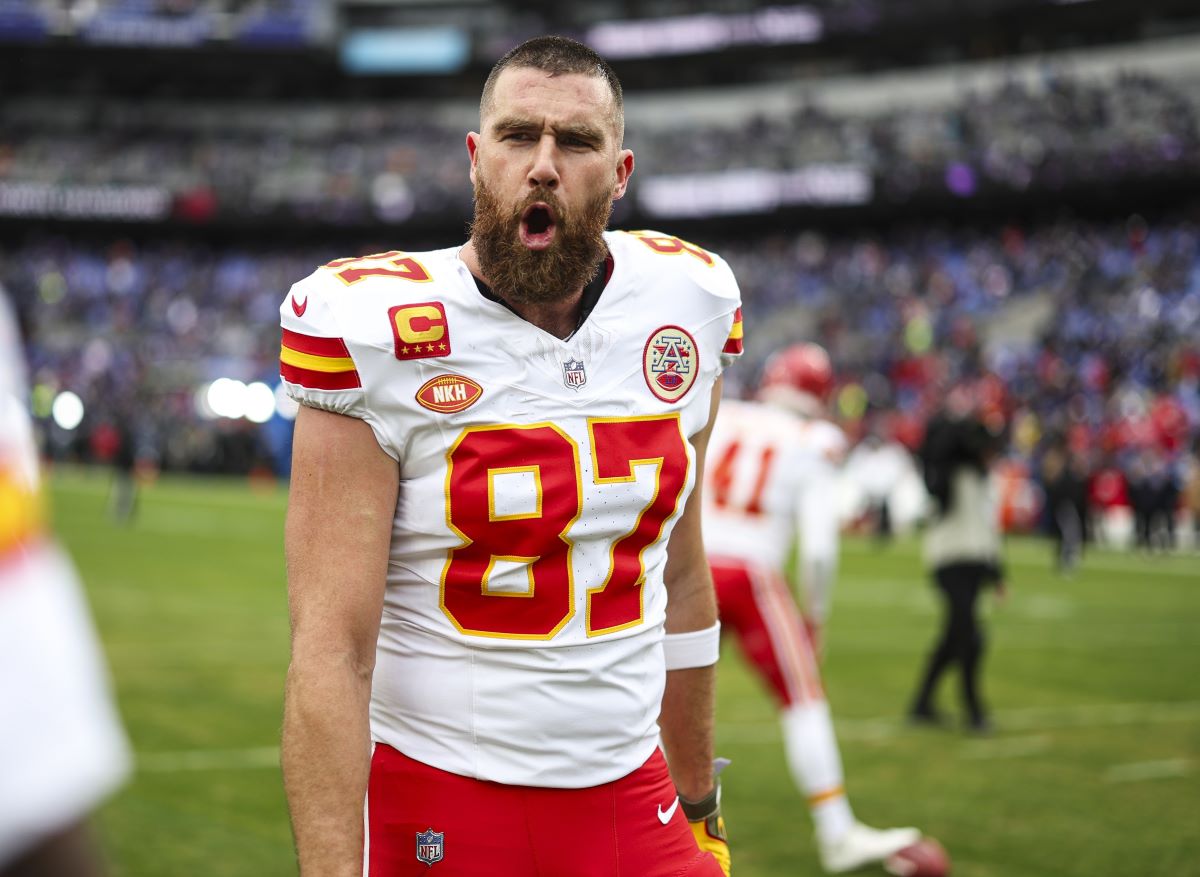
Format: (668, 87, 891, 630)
(291, 295, 308, 317)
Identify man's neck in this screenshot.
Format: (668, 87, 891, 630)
(459, 239, 586, 340)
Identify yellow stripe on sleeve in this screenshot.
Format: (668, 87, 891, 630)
(280, 345, 357, 374)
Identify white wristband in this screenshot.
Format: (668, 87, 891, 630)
(663, 621, 721, 670)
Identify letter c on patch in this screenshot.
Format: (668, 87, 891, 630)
(389, 302, 452, 360)
(394, 304, 446, 343)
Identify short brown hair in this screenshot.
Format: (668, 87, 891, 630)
(480, 35, 624, 140)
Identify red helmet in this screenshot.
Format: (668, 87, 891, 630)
(759, 343, 835, 405)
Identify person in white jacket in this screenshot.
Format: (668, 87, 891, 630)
(909, 388, 1006, 733)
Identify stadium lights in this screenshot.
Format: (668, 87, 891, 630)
(51, 390, 85, 431)
(207, 378, 249, 420)
(195, 378, 286, 423)
(243, 382, 277, 424)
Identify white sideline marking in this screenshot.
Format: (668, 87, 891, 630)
(137, 747, 280, 772)
(1104, 759, 1192, 783)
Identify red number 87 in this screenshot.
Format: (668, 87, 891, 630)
(441, 416, 690, 639)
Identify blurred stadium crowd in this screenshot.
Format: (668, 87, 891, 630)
(5, 210, 1199, 545)
(2, 69, 1198, 225)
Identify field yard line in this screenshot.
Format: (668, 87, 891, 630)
(718, 700, 1200, 744)
(137, 747, 281, 772)
(1104, 758, 1192, 783)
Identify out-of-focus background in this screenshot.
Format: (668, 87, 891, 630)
(2, 1, 1197, 874)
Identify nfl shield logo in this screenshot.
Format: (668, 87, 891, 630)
(415, 828, 444, 866)
(562, 358, 587, 390)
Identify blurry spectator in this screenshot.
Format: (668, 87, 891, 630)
(1128, 449, 1181, 552)
(1039, 440, 1089, 572)
(909, 387, 1006, 733)
(1184, 441, 1200, 548)
(110, 416, 137, 524)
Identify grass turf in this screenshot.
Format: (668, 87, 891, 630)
(49, 468, 1199, 877)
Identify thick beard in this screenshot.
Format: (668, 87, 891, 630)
(470, 175, 612, 306)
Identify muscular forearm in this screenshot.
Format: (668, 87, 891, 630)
(659, 664, 717, 801)
(282, 654, 374, 876)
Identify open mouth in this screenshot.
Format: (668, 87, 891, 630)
(519, 202, 557, 250)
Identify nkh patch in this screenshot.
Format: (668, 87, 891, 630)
(643, 325, 699, 403)
(415, 828, 444, 866)
(562, 358, 587, 390)
(415, 374, 483, 413)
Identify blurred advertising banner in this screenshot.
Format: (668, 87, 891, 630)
(587, 5, 822, 59)
(0, 0, 331, 47)
(638, 165, 872, 217)
(0, 182, 172, 221)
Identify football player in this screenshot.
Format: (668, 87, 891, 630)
(704, 343, 934, 874)
(280, 37, 739, 876)
(0, 294, 130, 876)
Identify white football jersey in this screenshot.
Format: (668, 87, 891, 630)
(702, 399, 846, 575)
(0, 295, 130, 866)
(280, 230, 742, 788)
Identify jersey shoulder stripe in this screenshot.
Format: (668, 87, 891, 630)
(723, 307, 744, 355)
(280, 328, 361, 390)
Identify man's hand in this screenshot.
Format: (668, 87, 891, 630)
(681, 784, 731, 876)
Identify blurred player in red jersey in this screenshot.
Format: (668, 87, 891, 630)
(0, 295, 130, 877)
(281, 37, 739, 877)
(704, 343, 935, 874)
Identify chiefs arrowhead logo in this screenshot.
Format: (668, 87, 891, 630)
(644, 325, 699, 403)
(416, 374, 482, 414)
(291, 295, 308, 317)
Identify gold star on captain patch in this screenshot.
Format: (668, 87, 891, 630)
(426, 343, 435, 352)
(401, 346, 410, 354)
(439, 343, 447, 351)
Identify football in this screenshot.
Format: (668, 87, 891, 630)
(884, 838, 951, 877)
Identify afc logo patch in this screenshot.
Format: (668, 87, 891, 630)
(390, 302, 450, 360)
(416, 827, 444, 866)
(644, 325, 699, 403)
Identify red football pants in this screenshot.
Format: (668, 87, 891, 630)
(366, 745, 724, 877)
(711, 556, 825, 707)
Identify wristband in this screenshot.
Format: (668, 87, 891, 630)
(663, 621, 721, 670)
(680, 782, 721, 821)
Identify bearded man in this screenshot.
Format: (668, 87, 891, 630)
(279, 36, 743, 877)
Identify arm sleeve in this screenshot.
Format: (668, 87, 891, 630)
(719, 306, 744, 372)
(278, 272, 400, 461)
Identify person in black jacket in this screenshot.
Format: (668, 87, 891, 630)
(908, 395, 1006, 733)
(1040, 441, 1089, 572)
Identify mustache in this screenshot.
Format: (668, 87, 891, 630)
(509, 186, 564, 221)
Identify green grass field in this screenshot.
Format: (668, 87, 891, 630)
(50, 468, 1199, 877)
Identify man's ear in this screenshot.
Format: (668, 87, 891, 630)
(466, 132, 480, 185)
(612, 149, 635, 200)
